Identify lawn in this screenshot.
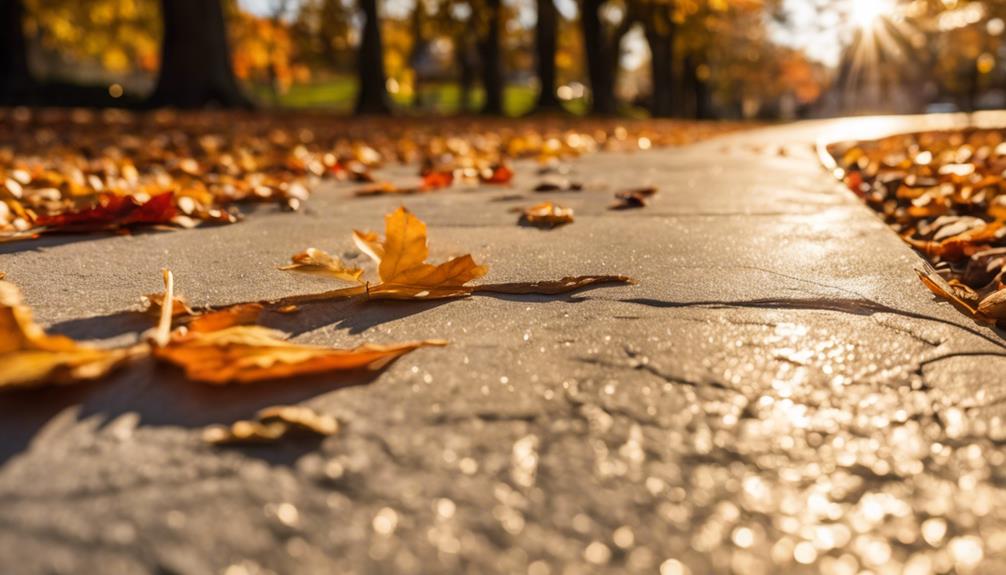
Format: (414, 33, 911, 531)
(250, 77, 590, 116)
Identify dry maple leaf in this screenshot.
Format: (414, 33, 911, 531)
(276, 207, 634, 305)
(519, 202, 574, 228)
(152, 269, 445, 383)
(155, 326, 446, 384)
(188, 303, 265, 333)
(0, 280, 132, 389)
(279, 248, 365, 284)
(352, 206, 489, 299)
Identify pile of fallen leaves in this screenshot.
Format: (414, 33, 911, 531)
(829, 129, 1006, 325)
(0, 108, 746, 242)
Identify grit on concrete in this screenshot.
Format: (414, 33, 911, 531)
(3, 114, 1006, 575)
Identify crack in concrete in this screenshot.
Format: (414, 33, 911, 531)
(871, 318, 945, 348)
(621, 296, 1006, 350)
(578, 353, 738, 395)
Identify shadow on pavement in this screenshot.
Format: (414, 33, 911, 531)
(50, 310, 155, 340)
(0, 358, 385, 467)
(50, 289, 601, 341)
(2, 284, 619, 466)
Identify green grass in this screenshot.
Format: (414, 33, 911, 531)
(249, 77, 588, 117)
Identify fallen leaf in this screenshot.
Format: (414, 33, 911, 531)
(610, 187, 657, 210)
(534, 177, 583, 193)
(144, 292, 195, 318)
(275, 207, 634, 304)
(353, 206, 489, 299)
(481, 164, 514, 184)
(916, 268, 986, 321)
(421, 170, 454, 190)
(188, 303, 265, 333)
(33, 191, 178, 233)
(519, 202, 574, 228)
(0, 279, 131, 389)
(279, 248, 365, 283)
(977, 288, 1006, 321)
(202, 419, 287, 444)
(155, 325, 445, 384)
(145, 268, 445, 383)
(259, 405, 340, 434)
(203, 405, 339, 445)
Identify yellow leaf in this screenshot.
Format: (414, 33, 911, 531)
(203, 405, 339, 445)
(154, 325, 445, 384)
(352, 207, 489, 298)
(378, 206, 435, 282)
(352, 229, 385, 264)
(279, 248, 364, 284)
(0, 280, 130, 389)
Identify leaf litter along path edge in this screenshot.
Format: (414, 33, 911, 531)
(823, 126, 1006, 329)
(0, 110, 752, 245)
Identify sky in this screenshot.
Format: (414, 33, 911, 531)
(773, 0, 847, 67)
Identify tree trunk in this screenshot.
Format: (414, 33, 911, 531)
(457, 32, 475, 113)
(533, 0, 561, 111)
(645, 22, 674, 117)
(148, 0, 251, 108)
(683, 53, 711, 119)
(355, 0, 392, 114)
(409, 5, 424, 110)
(0, 0, 33, 105)
(479, 0, 504, 115)
(581, 0, 612, 115)
(581, 0, 631, 116)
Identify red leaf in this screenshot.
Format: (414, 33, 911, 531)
(421, 170, 454, 190)
(35, 192, 177, 231)
(481, 164, 513, 184)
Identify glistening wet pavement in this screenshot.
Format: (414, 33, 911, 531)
(3, 114, 1006, 574)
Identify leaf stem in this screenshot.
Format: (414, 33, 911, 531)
(153, 268, 174, 348)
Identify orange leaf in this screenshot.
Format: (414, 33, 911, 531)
(0, 280, 131, 389)
(519, 202, 574, 228)
(189, 303, 265, 333)
(353, 207, 489, 298)
(421, 170, 454, 190)
(279, 248, 365, 284)
(154, 325, 445, 384)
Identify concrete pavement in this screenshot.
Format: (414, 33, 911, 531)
(2, 115, 1006, 574)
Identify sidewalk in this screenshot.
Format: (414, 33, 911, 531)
(2, 115, 1006, 574)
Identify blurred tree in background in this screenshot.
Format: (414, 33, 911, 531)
(3, 0, 1006, 118)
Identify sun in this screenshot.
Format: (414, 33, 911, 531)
(851, 0, 895, 28)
